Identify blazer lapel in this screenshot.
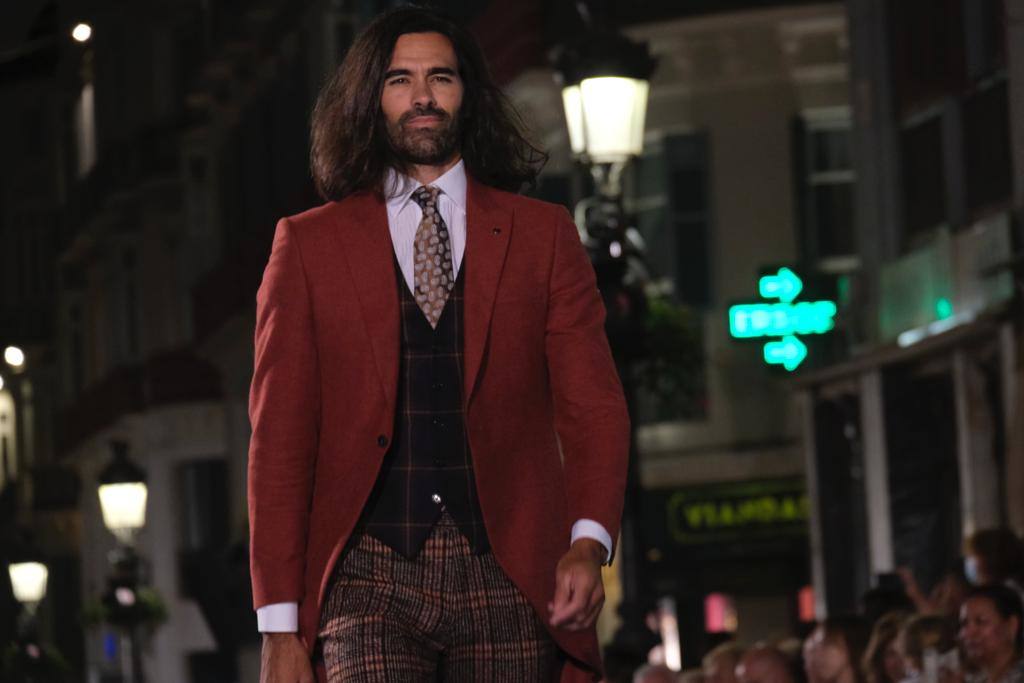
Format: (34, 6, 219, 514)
(337, 193, 400, 412)
(463, 178, 513, 404)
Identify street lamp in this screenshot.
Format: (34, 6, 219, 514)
(7, 536, 48, 646)
(97, 440, 148, 683)
(554, 13, 658, 661)
(98, 440, 147, 546)
(4, 346, 25, 368)
(72, 23, 93, 43)
(554, 23, 655, 197)
(8, 561, 48, 608)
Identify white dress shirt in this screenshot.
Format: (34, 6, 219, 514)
(256, 160, 612, 632)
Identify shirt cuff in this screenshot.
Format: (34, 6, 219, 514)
(571, 519, 613, 564)
(256, 602, 299, 632)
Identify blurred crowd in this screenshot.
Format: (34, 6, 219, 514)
(616, 528, 1024, 683)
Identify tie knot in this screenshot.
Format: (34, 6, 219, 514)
(411, 185, 439, 210)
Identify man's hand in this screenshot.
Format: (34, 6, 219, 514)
(260, 633, 314, 683)
(548, 538, 606, 631)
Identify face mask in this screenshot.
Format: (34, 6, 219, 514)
(964, 556, 980, 585)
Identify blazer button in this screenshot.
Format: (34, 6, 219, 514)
(377, 435, 388, 447)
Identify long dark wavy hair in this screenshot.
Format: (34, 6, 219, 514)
(310, 5, 548, 201)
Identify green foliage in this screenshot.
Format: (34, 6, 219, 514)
(81, 586, 168, 633)
(0, 641, 71, 683)
(634, 290, 705, 421)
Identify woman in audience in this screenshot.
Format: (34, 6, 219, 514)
(864, 612, 910, 683)
(896, 614, 957, 683)
(805, 616, 871, 683)
(959, 584, 1023, 683)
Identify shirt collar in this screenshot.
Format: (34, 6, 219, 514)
(384, 159, 467, 214)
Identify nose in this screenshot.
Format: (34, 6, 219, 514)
(410, 77, 435, 109)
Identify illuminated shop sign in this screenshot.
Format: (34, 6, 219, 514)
(664, 478, 809, 545)
(728, 267, 836, 371)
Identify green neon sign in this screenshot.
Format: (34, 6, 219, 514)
(728, 268, 836, 371)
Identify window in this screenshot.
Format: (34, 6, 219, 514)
(177, 459, 229, 552)
(627, 132, 713, 307)
(889, 0, 965, 115)
(963, 0, 1006, 82)
(901, 115, 946, 239)
(665, 133, 712, 308)
(963, 81, 1012, 214)
(798, 111, 857, 270)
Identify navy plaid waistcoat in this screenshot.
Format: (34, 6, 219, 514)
(358, 258, 490, 558)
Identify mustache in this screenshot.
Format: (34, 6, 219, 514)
(399, 105, 451, 125)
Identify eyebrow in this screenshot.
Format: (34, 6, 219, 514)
(384, 67, 458, 80)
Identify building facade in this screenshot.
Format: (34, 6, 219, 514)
(798, 0, 1024, 617)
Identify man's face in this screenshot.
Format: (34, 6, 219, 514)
(736, 649, 795, 683)
(380, 31, 464, 166)
(959, 597, 1019, 666)
(706, 654, 740, 683)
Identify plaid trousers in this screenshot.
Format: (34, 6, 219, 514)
(319, 512, 559, 681)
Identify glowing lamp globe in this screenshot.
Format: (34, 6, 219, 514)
(8, 561, 48, 605)
(98, 441, 147, 544)
(554, 27, 656, 164)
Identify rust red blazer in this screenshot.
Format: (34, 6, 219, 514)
(248, 177, 630, 681)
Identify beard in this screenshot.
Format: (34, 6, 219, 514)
(386, 105, 461, 165)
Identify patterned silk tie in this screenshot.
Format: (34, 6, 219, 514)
(410, 186, 455, 328)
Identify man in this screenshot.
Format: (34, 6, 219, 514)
(705, 643, 746, 683)
(736, 646, 797, 683)
(248, 6, 630, 682)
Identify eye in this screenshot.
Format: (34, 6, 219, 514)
(387, 77, 408, 86)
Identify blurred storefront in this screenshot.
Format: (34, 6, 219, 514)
(796, 0, 1024, 617)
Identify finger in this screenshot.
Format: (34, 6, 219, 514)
(582, 592, 605, 626)
(566, 588, 604, 630)
(574, 582, 606, 627)
(549, 567, 575, 622)
(551, 570, 593, 626)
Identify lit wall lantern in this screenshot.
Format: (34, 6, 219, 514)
(554, 27, 656, 166)
(8, 561, 48, 607)
(98, 441, 147, 545)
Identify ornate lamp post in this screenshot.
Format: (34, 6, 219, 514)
(554, 12, 658, 659)
(8, 559, 47, 610)
(4, 541, 67, 679)
(8, 551, 47, 637)
(98, 441, 147, 546)
(97, 440, 148, 683)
